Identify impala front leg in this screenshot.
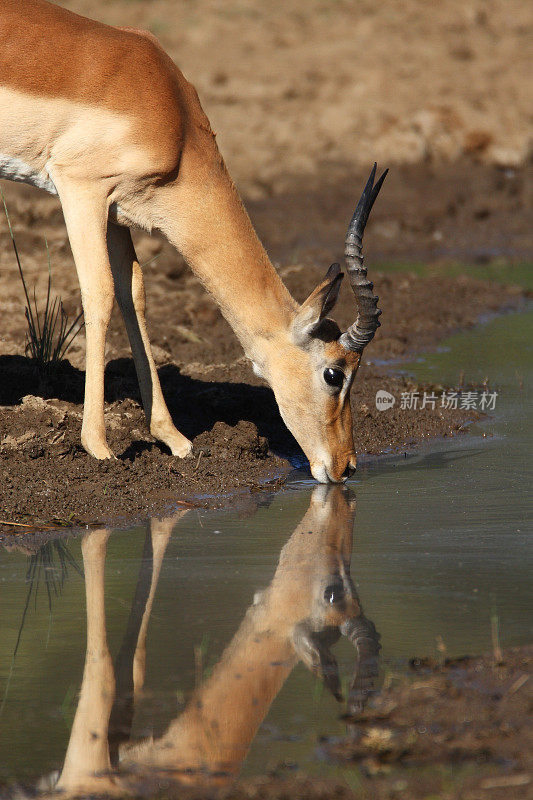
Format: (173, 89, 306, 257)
(107, 222, 192, 457)
(53, 176, 115, 459)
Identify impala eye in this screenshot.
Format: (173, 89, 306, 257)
(324, 580, 345, 605)
(323, 367, 345, 388)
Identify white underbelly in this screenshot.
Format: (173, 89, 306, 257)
(0, 153, 58, 195)
(0, 153, 135, 227)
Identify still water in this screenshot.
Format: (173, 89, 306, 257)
(0, 309, 531, 793)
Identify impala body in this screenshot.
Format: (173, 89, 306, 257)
(54, 486, 379, 795)
(0, 0, 387, 482)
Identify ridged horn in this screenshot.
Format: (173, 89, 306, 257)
(339, 163, 388, 353)
(341, 614, 381, 717)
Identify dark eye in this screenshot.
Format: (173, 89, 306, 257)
(324, 580, 345, 605)
(323, 367, 345, 388)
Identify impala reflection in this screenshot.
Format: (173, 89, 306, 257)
(53, 486, 380, 796)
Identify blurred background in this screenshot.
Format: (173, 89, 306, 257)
(64, 0, 531, 197)
(1, 0, 531, 370)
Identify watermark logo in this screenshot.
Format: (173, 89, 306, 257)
(375, 389, 396, 411)
(374, 389, 498, 411)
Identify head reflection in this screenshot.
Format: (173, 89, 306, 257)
(54, 486, 380, 796)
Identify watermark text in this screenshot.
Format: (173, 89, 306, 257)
(375, 389, 498, 411)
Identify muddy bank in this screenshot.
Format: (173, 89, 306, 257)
(0, 269, 526, 532)
(0, 160, 530, 530)
(325, 644, 533, 798)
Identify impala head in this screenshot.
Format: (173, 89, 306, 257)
(285, 485, 381, 706)
(268, 165, 388, 483)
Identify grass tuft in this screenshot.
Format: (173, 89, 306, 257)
(0, 538, 83, 717)
(1, 189, 83, 376)
(13, 540, 82, 659)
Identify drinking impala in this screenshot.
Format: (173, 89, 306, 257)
(0, 0, 387, 482)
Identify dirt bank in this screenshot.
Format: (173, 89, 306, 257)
(0, 160, 529, 532)
(0, 271, 525, 532)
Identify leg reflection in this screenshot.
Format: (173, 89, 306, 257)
(56, 530, 120, 795)
(109, 516, 177, 763)
(121, 486, 381, 790)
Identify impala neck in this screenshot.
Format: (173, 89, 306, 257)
(159, 142, 297, 367)
(125, 604, 297, 782)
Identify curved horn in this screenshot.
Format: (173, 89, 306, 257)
(339, 164, 388, 353)
(341, 615, 381, 717)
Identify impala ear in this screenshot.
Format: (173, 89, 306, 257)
(293, 621, 343, 702)
(292, 263, 343, 341)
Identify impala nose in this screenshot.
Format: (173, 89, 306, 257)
(310, 459, 356, 483)
(342, 463, 355, 480)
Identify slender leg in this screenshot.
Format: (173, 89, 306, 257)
(107, 222, 192, 457)
(132, 512, 185, 693)
(109, 513, 181, 763)
(56, 530, 119, 794)
(108, 530, 153, 765)
(53, 177, 114, 458)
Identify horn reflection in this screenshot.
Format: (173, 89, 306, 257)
(53, 487, 380, 796)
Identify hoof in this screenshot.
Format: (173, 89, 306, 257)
(170, 438, 193, 458)
(151, 426, 193, 458)
(82, 438, 115, 460)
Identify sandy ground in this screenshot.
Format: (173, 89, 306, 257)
(60, 0, 533, 197)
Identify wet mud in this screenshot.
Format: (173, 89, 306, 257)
(0, 162, 529, 530)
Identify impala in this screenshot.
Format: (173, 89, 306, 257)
(0, 0, 387, 483)
(54, 486, 379, 795)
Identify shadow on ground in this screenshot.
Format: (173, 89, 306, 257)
(0, 354, 299, 459)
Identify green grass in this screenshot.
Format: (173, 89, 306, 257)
(1, 190, 83, 376)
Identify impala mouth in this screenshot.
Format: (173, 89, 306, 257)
(311, 463, 352, 484)
(310, 463, 330, 483)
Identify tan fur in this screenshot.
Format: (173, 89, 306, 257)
(0, 0, 359, 481)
